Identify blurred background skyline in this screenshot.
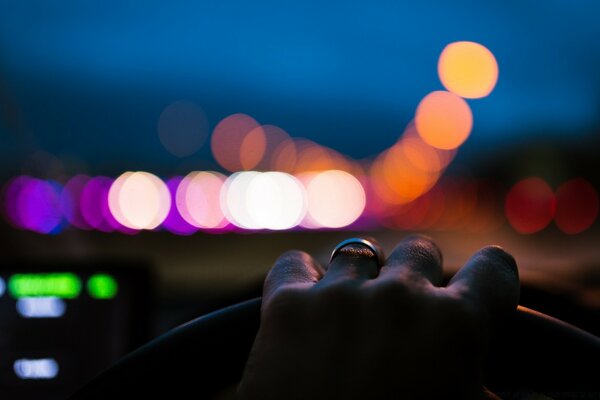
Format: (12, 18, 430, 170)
(1, 0, 599, 179)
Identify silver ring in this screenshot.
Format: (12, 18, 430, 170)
(330, 237, 385, 266)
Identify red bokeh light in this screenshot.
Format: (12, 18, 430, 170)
(505, 177, 555, 234)
(554, 178, 599, 234)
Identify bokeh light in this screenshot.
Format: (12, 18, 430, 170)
(292, 140, 354, 174)
(161, 177, 199, 235)
(3, 176, 34, 229)
(438, 41, 499, 99)
(302, 170, 366, 228)
(221, 171, 262, 229)
(554, 178, 599, 234)
(81, 177, 128, 233)
(253, 125, 295, 171)
(108, 172, 171, 230)
(211, 113, 260, 172)
(270, 139, 298, 172)
(401, 122, 456, 172)
(60, 175, 91, 230)
(157, 100, 209, 158)
(505, 177, 555, 234)
(239, 126, 267, 170)
(415, 91, 473, 150)
(11, 178, 64, 234)
(246, 172, 306, 230)
(177, 171, 228, 230)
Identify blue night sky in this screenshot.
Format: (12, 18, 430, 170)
(1, 0, 599, 175)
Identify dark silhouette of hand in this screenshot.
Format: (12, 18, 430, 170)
(238, 235, 519, 400)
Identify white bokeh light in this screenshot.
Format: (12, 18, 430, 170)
(109, 172, 171, 230)
(221, 171, 262, 229)
(246, 172, 306, 230)
(303, 170, 366, 228)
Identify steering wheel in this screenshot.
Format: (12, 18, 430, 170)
(69, 298, 599, 398)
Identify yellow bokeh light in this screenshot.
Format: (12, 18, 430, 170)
(415, 91, 473, 150)
(438, 41, 498, 99)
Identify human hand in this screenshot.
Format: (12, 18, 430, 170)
(238, 235, 519, 399)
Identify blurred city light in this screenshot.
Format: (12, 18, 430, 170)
(87, 273, 118, 299)
(162, 176, 199, 235)
(415, 91, 473, 150)
(211, 113, 260, 172)
(505, 177, 555, 234)
(240, 126, 267, 170)
(253, 125, 295, 171)
(438, 41, 499, 99)
(14, 358, 59, 380)
(554, 178, 599, 234)
(17, 297, 66, 318)
(60, 175, 92, 230)
(3, 177, 64, 234)
(302, 170, 366, 228)
(9, 273, 81, 299)
(108, 172, 170, 230)
(246, 172, 306, 230)
(221, 171, 262, 229)
(81, 177, 127, 233)
(157, 100, 209, 158)
(177, 171, 228, 230)
(270, 139, 298, 173)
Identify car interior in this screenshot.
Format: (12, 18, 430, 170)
(0, 2, 599, 399)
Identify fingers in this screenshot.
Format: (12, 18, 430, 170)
(448, 245, 520, 316)
(318, 240, 381, 285)
(263, 250, 324, 305)
(378, 234, 443, 286)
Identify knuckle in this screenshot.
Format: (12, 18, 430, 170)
(271, 250, 312, 274)
(311, 280, 361, 315)
(264, 284, 306, 317)
(439, 290, 484, 329)
(368, 277, 412, 307)
(477, 246, 518, 277)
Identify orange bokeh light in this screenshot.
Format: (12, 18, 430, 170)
(271, 139, 298, 173)
(240, 126, 267, 170)
(438, 41, 499, 99)
(211, 113, 260, 172)
(252, 125, 294, 171)
(381, 144, 440, 204)
(415, 91, 473, 150)
(293, 141, 353, 173)
(402, 122, 456, 171)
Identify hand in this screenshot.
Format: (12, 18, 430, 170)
(238, 235, 519, 400)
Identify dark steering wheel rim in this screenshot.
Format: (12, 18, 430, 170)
(69, 298, 600, 398)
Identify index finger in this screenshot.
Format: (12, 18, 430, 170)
(448, 245, 520, 317)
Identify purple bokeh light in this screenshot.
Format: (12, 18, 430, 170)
(81, 176, 137, 234)
(4, 177, 65, 234)
(60, 174, 91, 230)
(161, 176, 199, 235)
